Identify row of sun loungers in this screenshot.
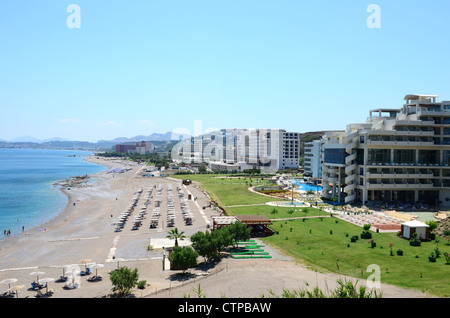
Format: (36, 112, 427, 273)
(132, 188, 153, 230)
(167, 184, 175, 227)
(338, 211, 402, 226)
(115, 183, 196, 232)
(114, 188, 144, 232)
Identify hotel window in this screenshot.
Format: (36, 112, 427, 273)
(394, 149, 415, 164)
(444, 151, 450, 165)
(324, 148, 346, 164)
(418, 150, 439, 164)
(368, 149, 390, 165)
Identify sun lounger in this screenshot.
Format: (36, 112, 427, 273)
(87, 275, 103, 282)
(31, 282, 43, 290)
(63, 282, 79, 289)
(80, 268, 91, 276)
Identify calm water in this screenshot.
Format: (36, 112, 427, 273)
(0, 149, 106, 238)
(292, 180, 323, 192)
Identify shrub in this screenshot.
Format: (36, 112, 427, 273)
(110, 266, 140, 297)
(428, 252, 437, 262)
(361, 231, 372, 239)
(169, 246, 199, 274)
(137, 280, 147, 289)
(396, 249, 403, 256)
(350, 235, 359, 243)
(409, 238, 421, 247)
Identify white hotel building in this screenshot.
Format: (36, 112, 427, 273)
(304, 139, 324, 179)
(172, 129, 300, 172)
(321, 94, 450, 207)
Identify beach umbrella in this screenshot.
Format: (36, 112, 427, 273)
(79, 258, 92, 271)
(38, 278, 54, 294)
(113, 257, 125, 269)
(0, 278, 18, 289)
(89, 264, 104, 277)
(30, 271, 45, 283)
(7, 285, 24, 298)
(66, 269, 81, 284)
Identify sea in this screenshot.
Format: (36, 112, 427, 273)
(0, 149, 106, 239)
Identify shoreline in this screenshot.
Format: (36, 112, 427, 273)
(0, 155, 113, 249)
(0, 159, 437, 298)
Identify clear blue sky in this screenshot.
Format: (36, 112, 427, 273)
(1, 0, 449, 142)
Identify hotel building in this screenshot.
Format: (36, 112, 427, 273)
(172, 129, 301, 172)
(304, 139, 324, 178)
(321, 94, 450, 207)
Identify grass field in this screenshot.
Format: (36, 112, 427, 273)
(171, 174, 285, 207)
(172, 173, 450, 296)
(171, 174, 329, 219)
(263, 217, 450, 297)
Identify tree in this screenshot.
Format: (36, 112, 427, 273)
(166, 228, 186, 247)
(425, 220, 438, 232)
(301, 207, 308, 218)
(288, 209, 294, 220)
(444, 230, 450, 246)
(191, 231, 217, 263)
(226, 221, 251, 247)
(191, 228, 233, 263)
(169, 246, 198, 274)
(109, 266, 139, 297)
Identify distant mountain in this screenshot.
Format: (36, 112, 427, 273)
(8, 136, 70, 143)
(98, 132, 190, 143)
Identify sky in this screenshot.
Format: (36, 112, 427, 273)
(1, 0, 450, 142)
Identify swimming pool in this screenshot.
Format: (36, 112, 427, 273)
(292, 180, 323, 192)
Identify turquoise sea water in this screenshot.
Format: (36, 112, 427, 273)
(292, 180, 323, 192)
(0, 149, 106, 238)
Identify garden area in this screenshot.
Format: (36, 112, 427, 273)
(171, 173, 286, 207)
(263, 217, 450, 297)
(171, 173, 330, 219)
(172, 173, 450, 297)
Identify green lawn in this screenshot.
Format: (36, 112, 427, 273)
(172, 174, 288, 207)
(226, 205, 330, 219)
(172, 173, 450, 297)
(263, 217, 450, 297)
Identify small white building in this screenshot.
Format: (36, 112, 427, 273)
(400, 220, 430, 240)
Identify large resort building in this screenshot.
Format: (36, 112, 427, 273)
(321, 94, 450, 207)
(172, 129, 301, 172)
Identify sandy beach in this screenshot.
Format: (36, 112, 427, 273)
(0, 156, 432, 298)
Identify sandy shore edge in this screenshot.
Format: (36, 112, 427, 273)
(0, 154, 115, 250)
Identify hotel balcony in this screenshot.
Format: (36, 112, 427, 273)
(365, 182, 434, 189)
(366, 172, 434, 179)
(366, 140, 435, 146)
(365, 162, 446, 167)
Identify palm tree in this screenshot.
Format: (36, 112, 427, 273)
(166, 228, 186, 247)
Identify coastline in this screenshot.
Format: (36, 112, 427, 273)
(0, 157, 435, 298)
(0, 154, 113, 250)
